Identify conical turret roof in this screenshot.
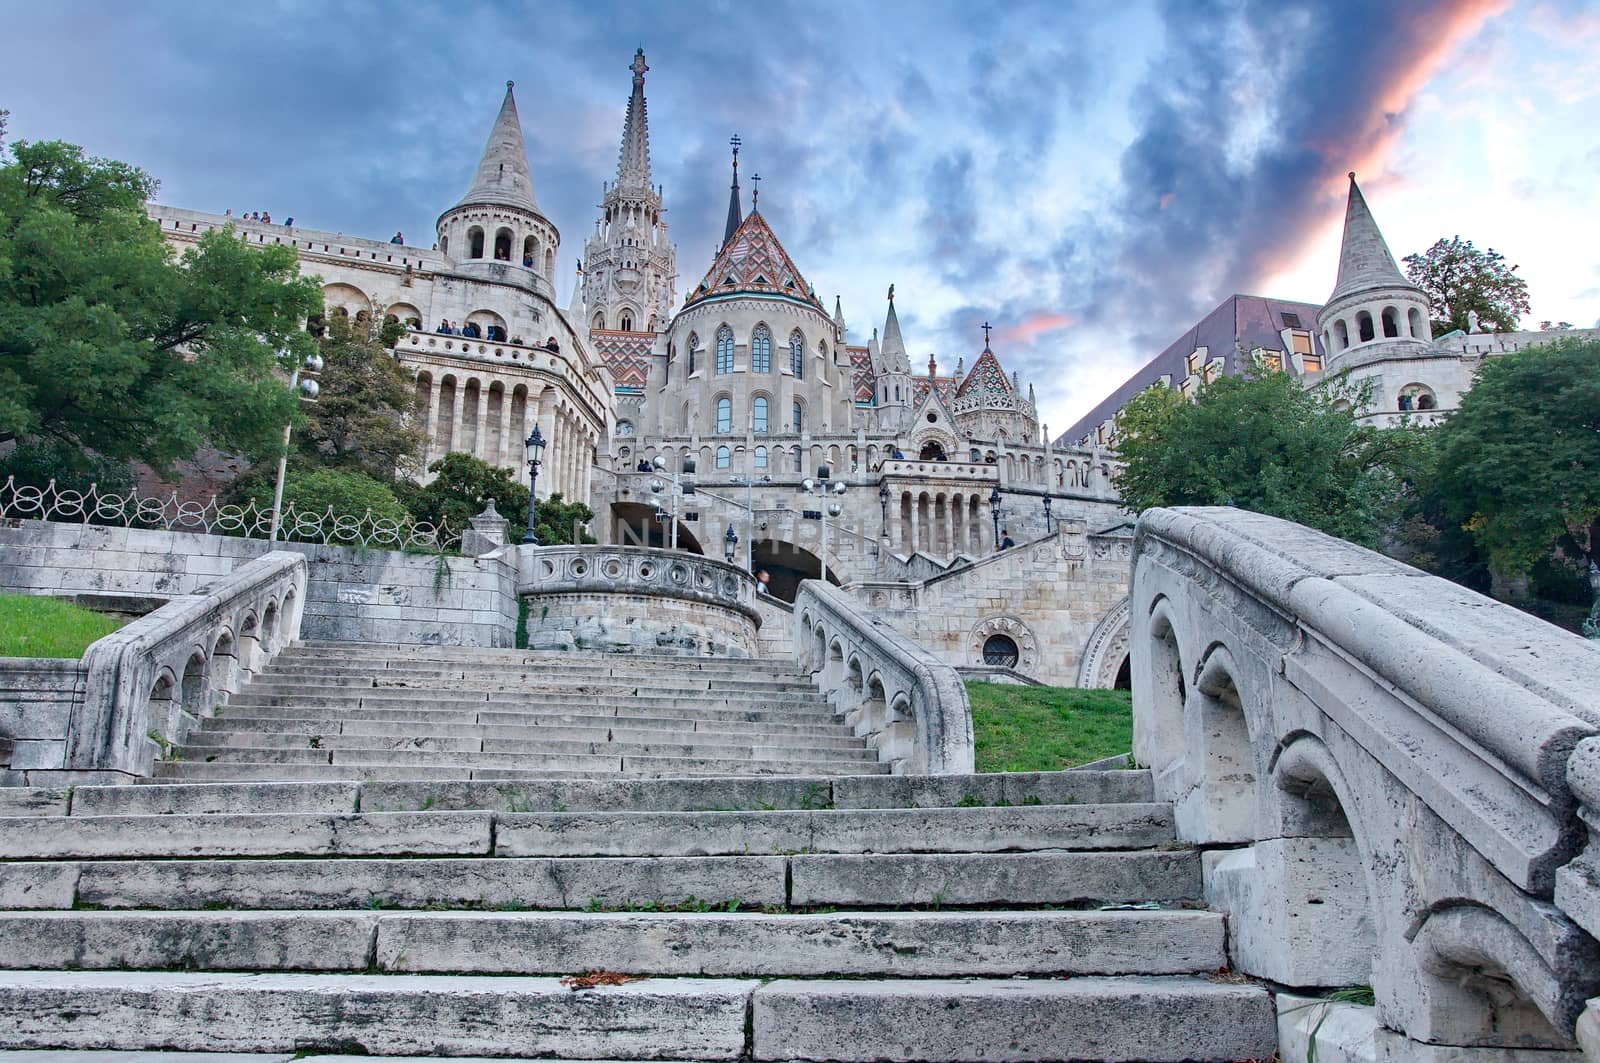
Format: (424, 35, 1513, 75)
(881, 288, 908, 373)
(1327, 173, 1413, 304)
(956, 342, 1015, 401)
(615, 50, 652, 191)
(685, 210, 821, 311)
(455, 82, 540, 214)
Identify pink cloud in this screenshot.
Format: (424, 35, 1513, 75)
(998, 312, 1075, 346)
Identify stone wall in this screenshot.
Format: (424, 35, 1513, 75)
(852, 519, 1133, 687)
(1132, 506, 1600, 1055)
(0, 521, 517, 648)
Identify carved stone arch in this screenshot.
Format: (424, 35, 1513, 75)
(1075, 596, 1131, 689)
(909, 424, 959, 459)
(969, 614, 1038, 674)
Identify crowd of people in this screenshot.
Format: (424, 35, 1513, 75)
(429, 320, 563, 353)
(225, 209, 292, 227)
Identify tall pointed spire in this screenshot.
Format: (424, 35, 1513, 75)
(722, 135, 743, 248)
(456, 82, 540, 213)
(1328, 172, 1412, 303)
(881, 285, 908, 373)
(615, 49, 652, 190)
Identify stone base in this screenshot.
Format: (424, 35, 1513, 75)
(1373, 1029, 1583, 1063)
(523, 592, 756, 658)
(1203, 836, 1375, 987)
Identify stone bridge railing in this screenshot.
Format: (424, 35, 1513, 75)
(1132, 507, 1600, 1056)
(2, 550, 306, 782)
(796, 580, 974, 774)
(513, 545, 761, 657)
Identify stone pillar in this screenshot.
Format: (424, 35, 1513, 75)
(910, 496, 921, 555)
(536, 390, 556, 500)
(474, 384, 491, 462)
(448, 380, 464, 457)
(424, 377, 441, 465)
(496, 384, 513, 472)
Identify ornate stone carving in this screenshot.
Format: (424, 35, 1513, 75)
(970, 614, 1039, 673)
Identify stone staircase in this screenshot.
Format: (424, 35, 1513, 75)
(160, 641, 886, 782)
(0, 769, 1278, 1060)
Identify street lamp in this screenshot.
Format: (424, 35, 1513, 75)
(269, 350, 324, 542)
(989, 483, 1003, 549)
(878, 482, 891, 541)
(1042, 491, 1053, 535)
(521, 425, 546, 545)
(724, 523, 738, 563)
(650, 455, 695, 551)
(801, 465, 848, 584)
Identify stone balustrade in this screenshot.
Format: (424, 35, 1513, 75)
(1, 551, 306, 783)
(1131, 506, 1600, 1056)
(514, 545, 761, 657)
(877, 459, 998, 481)
(398, 331, 610, 423)
(795, 580, 974, 774)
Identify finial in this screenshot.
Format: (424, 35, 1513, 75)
(730, 134, 741, 166)
(630, 50, 648, 82)
(981, 321, 993, 349)
(888, 283, 895, 302)
(751, 173, 761, 209)
(1348, 171, 1356, 180)
(507, 80, 514, 89)
(928, 354, 938, 379)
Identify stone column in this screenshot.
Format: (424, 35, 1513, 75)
(448, 379, 464, 458)
(536, 390, 556, 500)
(910, 496, 921, 555)
(474, 384, 491, 462)
(496, 383, 513, 472)
(423, 377, 441, 465)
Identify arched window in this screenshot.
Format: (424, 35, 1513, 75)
(1398, 383, 1437, 413)
(1356, 310, 1375, 343)
(1408, 307, 1426, 339)
(620, 311, 633, 331)
(592, 311, 605, 329)
(789, 330, 805, 379)
(715, 445, 731, 469)
(751, 325, 772, 373)
(1333, 320, 1350, 350)
(983, 634, 1019, 667)
(522, 234, 536, 267)
(493, 227, 513, 261)
(754, 445, 768, 468)
(468, 226, 485, 259)
(753, 396, 769, 433)
(1381, 307, 1400, 338)
(792, 400, 804, 432)
(716, 397, 732, 433)
(615, 420, 634, 436)
(715, 326, 735, 374)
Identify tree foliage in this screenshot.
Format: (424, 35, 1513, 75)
(1111, 367, 1428, 547)
(405, 452, 595, 545)
(232, 465, 409, 526)
(298, 315, 425, 480)
(0, 134, 322, 478)
(1434, 338, 1600, 594)
(1403, 236, 1531, 336)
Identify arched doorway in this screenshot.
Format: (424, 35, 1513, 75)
(607, 501, 704, 555)
(751, 539, 839, 603)
(918, 440, 948, 461)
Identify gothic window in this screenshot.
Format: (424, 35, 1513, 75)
(716, 397, 732, 433)
(983, 634, 1020, 668)
(753, 396, 769, 434)
(792, 400, 804, 433)
(716, 445, 731, 469)
(716, 326, 734, 374)
(592, 312, 605, 329)
(754, 445, 768, 468)
(789, 330, 805, 379)
(752, 325, 772, 373)
(620, 312, 633, 331)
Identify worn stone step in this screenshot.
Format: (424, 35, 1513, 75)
(249, 672, 822, 697)
(272, 661, 820, 690)
(789, 850, 1201, 906)
(147, 763, 799, 784)
(197, 714, 866, 746)
(832, 768, 1156, 807)
(492, 804, 1176, 857)
(172, 746, 887, 777)
(287, 642, 808, 675)
(750, 976, 1278, 1062)
(183, 730, 876, 760)
(48, 855, 790, 910)
(0, 970, 752, 1058)
(219, 696, 843, 725)
(0, 908, 1225, 977)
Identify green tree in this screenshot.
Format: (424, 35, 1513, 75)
(0, 133, 321, 478)
(405, 452, 594, 544)
(1434, 338, 1600, 624)
(298, 315, 425, 480)
(232, 465, 409, 528)
(1111, 367, 1427, 547)
(1403, 236, 1531, 336)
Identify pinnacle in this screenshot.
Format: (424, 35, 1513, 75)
(455, 82, 540, 215)
(1327, 172, 1414, 304)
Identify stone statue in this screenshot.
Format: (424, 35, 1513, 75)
(1467, 309, 1481, 333)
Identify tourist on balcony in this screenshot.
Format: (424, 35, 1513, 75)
(436, 320, 450, 334)
(462, 322, 481, 339)
(391, 231, 404, 244)
(545, 337, 560, 352)
(522, 254, 534, 267)
(262, 212, 271, 224)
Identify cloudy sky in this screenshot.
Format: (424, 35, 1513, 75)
(3, 0, 1597, 435)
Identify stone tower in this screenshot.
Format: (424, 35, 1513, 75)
(435, 82, 561, 298)
(872, 286, 914, 431)
(582, 49, 676, 335)
(1316, 172, 1433, 371)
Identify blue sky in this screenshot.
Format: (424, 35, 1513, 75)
(3, 0, 1597, 434)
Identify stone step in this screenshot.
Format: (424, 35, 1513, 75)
(182, 729, 874, 759)
(287, 642, 808, 675)
(249, 672, 823, 697)
(198, 714, 865, 745)
(0, 804, 1172, 860)
(270, 660, 820, 689)
(0, 970, 1276, 1061)
(218, 696, 844, 725)
(0, 970, 752, 1059)
(0, 908, 1224, 977)
(170, 746, 889, 777)
(16, 850, 1197, 911)
(147, 763, 841, 784)
(750, 976, 1279, 1062)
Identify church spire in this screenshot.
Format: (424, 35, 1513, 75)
(455, 81, 539, 213)
(614, 49, 652, 191)
(722, 135, 743, 248)
(1328, 172, 1414, 303)
(881, 285, 909, 374)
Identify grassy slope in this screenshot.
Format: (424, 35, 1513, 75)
(967, 681, 1133, 773)
(0, 594, 124, 658)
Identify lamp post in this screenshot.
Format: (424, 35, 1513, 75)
(878, 482, 891, 546)
(521, 425, 546, 545)
(1042, 491, 1053, 535)
(724, 524, 738, 564)
(801, 464, 848, 585)
(989, 482, 1003, 550)
(650, 455, 695, 551)
(269, 350, 324, 543)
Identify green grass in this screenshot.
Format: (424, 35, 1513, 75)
(0, 594, 124, 659)
(967, 681, 1133, 773)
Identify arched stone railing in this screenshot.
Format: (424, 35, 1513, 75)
(796, 580, 973, 774)
(1132, 507, 1600, 1055)
(513, 545, 761, 657)
(62, 551, 307, 779)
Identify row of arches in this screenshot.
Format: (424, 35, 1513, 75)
(447, 224, 555, 277)
(1325, 303, 1427, 354)
(680, 325, 824, 378)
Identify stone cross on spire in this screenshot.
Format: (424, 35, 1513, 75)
(751, 172, 761, 210)
(614, 49, 653, 191)
(981, 322, 993, 350)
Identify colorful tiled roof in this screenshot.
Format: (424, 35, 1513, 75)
(685, 211, 823, 311)
(848, 345, 875, 404)
(955, 346, 1012, 400)
(588, 329, 654, 394)
(912, 376, 957, 406)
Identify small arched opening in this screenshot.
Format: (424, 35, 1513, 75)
(180, 650, 209, 726)
(467, 226, 485, 259)
(982, 634, 1019, 668)
(522, 234, 536, 267)
(751, 539, 838, 602)
(1381, 306, 1400, 338)
(1397, 382, 1437, 413)
(1333, 319, 1350, 350)
(919, 440, 948, 461)
(1356, 310, 1375, 343)
(493, 227, 513, 262)
(1188, 645, 1256, 843)
(1408, 307, 1426, 339)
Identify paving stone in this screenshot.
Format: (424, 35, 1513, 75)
(789, 850, 1201, 906)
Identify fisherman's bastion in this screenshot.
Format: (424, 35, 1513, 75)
(0, 47, 1597, 1063)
